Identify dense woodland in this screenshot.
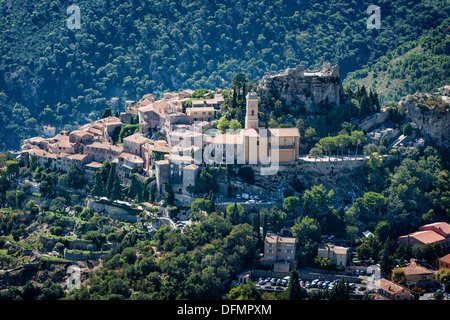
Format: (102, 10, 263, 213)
(344, 17, 450, 104)
(0, 0, 449, 150)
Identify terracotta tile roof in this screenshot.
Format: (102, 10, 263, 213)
(184, 164, 199, 171)
(84, 162, 102, 169)
(186, 106, 216, 113)
(402, 263, 434, 275)
(420, 222, 450, 237)
(439, 254, 450, 265)
(123, 133, 150, 145)
(149, 145, 172, 153)
(57, 153, 70, 159)
(265, 233, 296, 244)
(191, 100, 219, 107)
(67, 154, 87, 161)
(27, 149, 58, 159)
(71, 131, 94, 139)
(119, 152, 144, 164)
(319, 244, 348, 255)
(406, 230, 445, 244)
(138, 104, 157, 113)
(86, 142, 123, 153)
(374, 278, 409, 294)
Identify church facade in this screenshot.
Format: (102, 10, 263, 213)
(216, 91, 300, 165)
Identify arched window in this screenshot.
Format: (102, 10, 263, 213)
(251, 110, 254, 115)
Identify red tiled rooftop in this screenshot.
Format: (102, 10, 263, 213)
(402, 230, 445, 244)
(402, 263, 434, 275)
(419, 222, 450, 237)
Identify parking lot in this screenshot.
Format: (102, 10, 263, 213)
(254, 276, 366, 294)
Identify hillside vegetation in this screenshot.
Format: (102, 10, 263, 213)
(0, 0, 449, 150)
(344, 18, 450, 104)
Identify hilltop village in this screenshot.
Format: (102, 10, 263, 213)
(19, 63, 433, 202)
(1, 63, 449, 301)
(21, 65, 338, 201)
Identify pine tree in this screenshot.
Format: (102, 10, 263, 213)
(102, 108, 112, 119)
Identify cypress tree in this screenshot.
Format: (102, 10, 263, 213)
(107, 163, 122, 201)
(232, 202, 238, 225)
(287, 269, 304, 300)
(91, 170, 104, 197)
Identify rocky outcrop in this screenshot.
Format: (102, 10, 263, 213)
(401, 93, 450, 150)
(257, 63, 344, 113)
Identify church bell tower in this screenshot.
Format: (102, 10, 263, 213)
(245, 91, 259, 129)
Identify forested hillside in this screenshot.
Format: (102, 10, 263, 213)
(344, 18, 450, 104)
(0, 0, 449, 150)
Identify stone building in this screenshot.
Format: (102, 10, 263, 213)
(83, 141, 124, 163)
(401, 263, 438, 290)
(317, 244, 349, 268)
(263, 232, 297, 269)
(182, 164, 200, 195)
(373, 278, 411, 300)
(186, 106, 216, 123)
(123, 133, 150, 158)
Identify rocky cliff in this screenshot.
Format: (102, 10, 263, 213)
(401, 93, 450, 150)
(257, 63, 344, 113)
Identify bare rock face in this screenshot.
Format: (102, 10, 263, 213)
(401, 93, 450, 150)
(257, 63, 344, 113)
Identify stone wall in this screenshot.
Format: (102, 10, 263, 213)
(358, 108, 389, 132)
(63, 249, 107, 261)
(86, 198, 139, 223)
(250, 158, 373, 201)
